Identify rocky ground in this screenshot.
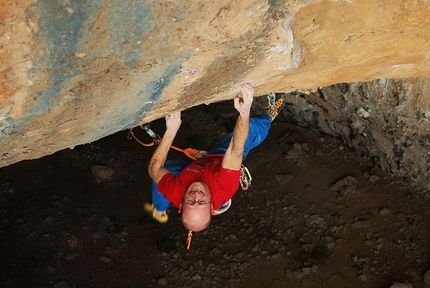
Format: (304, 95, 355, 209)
(1, 99, 430, 288)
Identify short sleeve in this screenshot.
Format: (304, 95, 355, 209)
(157, 173, 184, 208)
(211, 167, 241, 210)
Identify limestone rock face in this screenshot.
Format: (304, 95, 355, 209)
(280, 78, 430, 189)
(1, 0, 430, 174)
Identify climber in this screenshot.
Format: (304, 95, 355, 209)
(145, 83, 287, 232)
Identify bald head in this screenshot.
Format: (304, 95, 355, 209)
(181, 204, 211, 232)
(181, 180, 212, 231)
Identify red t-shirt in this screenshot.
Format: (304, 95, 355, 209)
(157, 156, 241, 210)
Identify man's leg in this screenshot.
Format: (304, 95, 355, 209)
(210, 115, 271, 160)
(145, 159, 192, 223)
(211, 93, 286, 159)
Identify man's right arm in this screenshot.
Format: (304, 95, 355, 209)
(221, 83, 253, 171)
(148, 112, 182, 184)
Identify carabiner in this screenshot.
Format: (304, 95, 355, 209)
(240, 165, 252, 191)
(143, 124, 161, 143)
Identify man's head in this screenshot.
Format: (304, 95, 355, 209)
(181, 181, 213, 232)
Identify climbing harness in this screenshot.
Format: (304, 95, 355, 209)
(129, 122, 253, 250)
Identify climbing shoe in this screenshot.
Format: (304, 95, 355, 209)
(267, 92, 287, 122)
(143, 203, 168, 223)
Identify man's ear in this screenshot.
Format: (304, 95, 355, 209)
(178, 203, 183, 214)
(210, 204, 214, 215)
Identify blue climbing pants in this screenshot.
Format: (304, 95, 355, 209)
(151, 115, 271, 211)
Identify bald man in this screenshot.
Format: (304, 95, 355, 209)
(146, 83, 286, 232)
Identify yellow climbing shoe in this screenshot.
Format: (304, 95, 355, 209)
(143, 203, 168, 223)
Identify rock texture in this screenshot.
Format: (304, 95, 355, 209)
(280, 78, 430, 189)
(1, 0, 430, 181)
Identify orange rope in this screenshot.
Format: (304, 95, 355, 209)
(129, 128, 204, 160)
(129, 130, 159, 147)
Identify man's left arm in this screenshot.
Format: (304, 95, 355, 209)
(222, 83, 253, 170)
(148, 112, 182, 184)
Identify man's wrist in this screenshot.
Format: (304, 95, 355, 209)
(238, 111, 251, 119)
(164, 129, 178, 138)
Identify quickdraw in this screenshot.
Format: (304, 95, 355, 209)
(186, 230, 192, 250)
(127, 124, 160, 146)
(240, 164, 252, 191)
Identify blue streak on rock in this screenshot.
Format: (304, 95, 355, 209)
(91, 60, 182, 140)
(147, 64, 181, 102)
(23, 0, 99, 126)
(89, 1, 153, 67)
(269, 0, 281, 6)
(35, 0, 100, 82)
(16, 0, 156, 142)
(136, 63, 182, 120)
(0, 117, 14, 142)
(27, 0, 154, 118)
(118, 1, 153, 67)
(34, 0, 153, 79)
(30, 82, 69, 116)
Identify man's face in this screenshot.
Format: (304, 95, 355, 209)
(181, 181, 213, 232)
(183, 181, 211, 204)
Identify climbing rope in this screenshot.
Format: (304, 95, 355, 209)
(128, 124, 207, 160)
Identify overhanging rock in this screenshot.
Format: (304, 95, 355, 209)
(1, 0, 430, 168)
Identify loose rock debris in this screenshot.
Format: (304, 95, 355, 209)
(1, 104, 430, 288)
